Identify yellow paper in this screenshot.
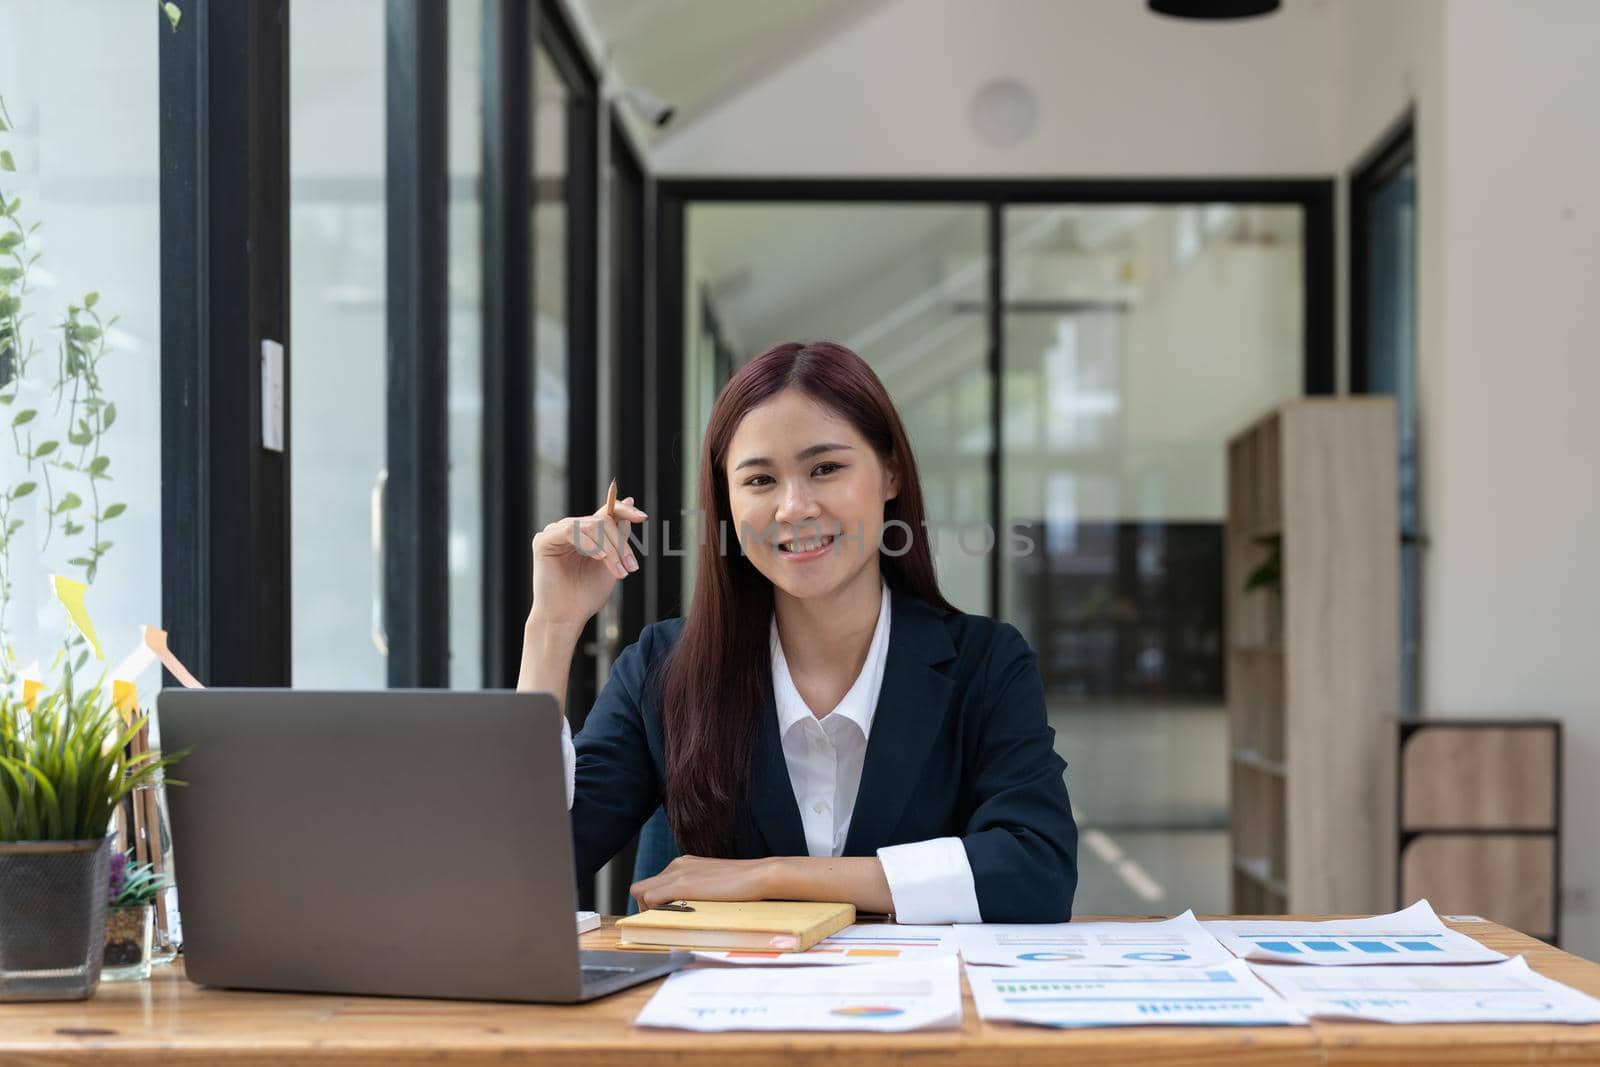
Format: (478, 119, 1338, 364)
(21, 677, 42, 713)
(52, 574, 105, 660)
(112, 679, 139, 724)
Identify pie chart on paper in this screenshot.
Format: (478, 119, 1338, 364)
(832, 1005, 906, 1019)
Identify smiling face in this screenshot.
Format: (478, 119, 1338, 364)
(724, 388, 899, 604)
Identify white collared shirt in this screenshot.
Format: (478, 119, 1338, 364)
(768, 581, 981, 924)
(562, 581, 983, 924)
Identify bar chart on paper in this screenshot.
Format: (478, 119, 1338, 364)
(1204, 902, 1508, 966)
(1240, 935, 1444, 957)
(965, 961, 1307, 1028)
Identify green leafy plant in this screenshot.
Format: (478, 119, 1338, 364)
(1243, 539, 1282, 594)
(0, 685, 186, 843)
(107, 851, 167, 908)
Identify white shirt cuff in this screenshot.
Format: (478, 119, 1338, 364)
(561, 715, 575, 811)
(876, 836, 982, 924)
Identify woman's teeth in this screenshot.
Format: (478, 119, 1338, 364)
(779, 535, 834, 553)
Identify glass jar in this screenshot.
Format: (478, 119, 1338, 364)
(101, 903, 153, 982)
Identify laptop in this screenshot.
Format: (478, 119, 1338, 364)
(158, 689, 688, 1002)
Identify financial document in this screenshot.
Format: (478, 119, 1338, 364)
(692, 923, 958, 966)
(966, 959, 1307, 1028)
(1205, 900, 1507, 965)
(635, 955, 962, 1032)
(1251, 956, 1600, 1023)
(956, 910, 1232, 968)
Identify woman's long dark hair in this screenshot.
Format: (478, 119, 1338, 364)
(657, 341, 954, 857)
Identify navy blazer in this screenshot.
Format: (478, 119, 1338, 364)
(570, 589, 1080, 922)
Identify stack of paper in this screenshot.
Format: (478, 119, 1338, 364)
(633, 902, 1600, 1033)
(635, 955, 962, 1032)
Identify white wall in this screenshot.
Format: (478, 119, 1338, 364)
(1339, 0, 1600, 959)
(1428, 0, 1600, 958)
(653, 0, 1341, 177)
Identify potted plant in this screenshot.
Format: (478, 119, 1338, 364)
(102, 852, 164, 981)
(0, 684, 182, 1001)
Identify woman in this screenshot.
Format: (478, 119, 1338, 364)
(519, 341, 1077, 923)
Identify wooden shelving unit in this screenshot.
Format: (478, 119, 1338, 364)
(1398, 719, 1562, 944)
(1226, 398, 1399, 915)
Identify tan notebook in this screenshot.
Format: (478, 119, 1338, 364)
(615, 900, 856, 952)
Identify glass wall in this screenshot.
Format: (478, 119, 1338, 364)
(447, 0, 484, 688)
(681, 203, 991, 615)
(291, 1, 486, 688)
(533, 44, 569, 526)
(289, 0, 388, 688)
(0, 1, 163, 684)
(680, 197, 1307, 915)
(1003, 204, 1304, 914)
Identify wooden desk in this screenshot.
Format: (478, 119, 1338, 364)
(1, 917, 1597, 1065)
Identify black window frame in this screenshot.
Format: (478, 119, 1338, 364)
(527, 4, 602, 723)
(654, 178, 1336, 622)
(611, 119, 650, 652)
(1349, 113, 1416, 395)
(1349, 112, 1421, 718)
(160, 0, 292, 687)
(384, 0, 452, 688)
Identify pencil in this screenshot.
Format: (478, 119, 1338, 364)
(605, 477, 618, 520)
(129, 725, 150, 867)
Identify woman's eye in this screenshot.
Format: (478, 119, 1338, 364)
(745, 474, 774, 488)
(812, 462, 841, 477)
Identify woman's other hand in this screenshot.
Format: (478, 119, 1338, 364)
(628, 855, 779, 913)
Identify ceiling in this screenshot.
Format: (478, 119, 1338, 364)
(573, 0, 889, 146)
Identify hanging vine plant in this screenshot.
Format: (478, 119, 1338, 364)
(0, 2, 184, 687)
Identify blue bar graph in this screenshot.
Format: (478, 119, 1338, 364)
(1242, 931, 1460, 958)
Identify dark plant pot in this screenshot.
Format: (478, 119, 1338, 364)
(0, 837, 112, 1001)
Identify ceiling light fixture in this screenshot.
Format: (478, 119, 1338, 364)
(1149, 0, 1280, 19)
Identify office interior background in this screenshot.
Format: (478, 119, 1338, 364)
(0, 0, 1594, 953)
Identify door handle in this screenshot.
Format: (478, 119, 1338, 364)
(370, 467, 388, 656)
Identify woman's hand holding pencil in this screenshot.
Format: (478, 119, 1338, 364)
(527, 478, 647, 630)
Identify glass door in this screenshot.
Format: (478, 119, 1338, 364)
(289, 0, 485, 689)
(289, 0, 389, 688)
(681, 202, 992, 615)
(1002, 203, 1306, 915)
